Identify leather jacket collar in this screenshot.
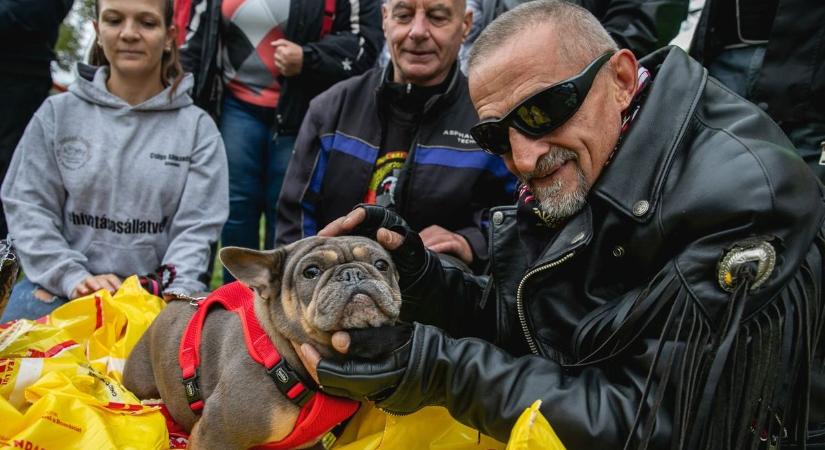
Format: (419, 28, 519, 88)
(593, 47, 708, 223)
(527, 47, 708, 269)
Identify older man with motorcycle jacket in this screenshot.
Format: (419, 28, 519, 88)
(292, 1, 825, 448)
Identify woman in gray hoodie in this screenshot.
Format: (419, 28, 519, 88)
(0, 0, 228, 321)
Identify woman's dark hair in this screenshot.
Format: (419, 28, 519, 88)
(89, 0, 184, 97)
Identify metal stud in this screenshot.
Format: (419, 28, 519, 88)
(492, 211, 504, 225)
(632, 200, 649, 217)
(612, 246, 625, 257)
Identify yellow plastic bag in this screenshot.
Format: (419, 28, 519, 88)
(0, 277, 168, 449)
(505, 401, 565, 450)
(0, 276, 565, 450)
(331, 401, 565, 450)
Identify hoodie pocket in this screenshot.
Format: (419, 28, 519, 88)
(84, 240, 160, 279)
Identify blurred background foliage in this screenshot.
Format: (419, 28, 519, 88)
(54, 0, 96, 72)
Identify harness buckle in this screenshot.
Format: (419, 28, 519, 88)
(181, 371, 204, 411)
(266, 359, 312, 407)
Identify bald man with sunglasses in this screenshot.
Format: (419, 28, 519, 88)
(291, 1, 825, 448)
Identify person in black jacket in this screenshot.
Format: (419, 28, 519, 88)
(690, 0, 825, 182)
(276, 0, 516, 271)
(459, 0, 687, 71)
(290, 1, 825, 448)
(177, 0, 383, 281)
(0, 0, 74, 239)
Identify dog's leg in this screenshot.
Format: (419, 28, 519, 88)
(188, 375, 296, 450)
(186, 391, 259, 449)
(187, 412, 244, 450)
(122, 332, 160, 399)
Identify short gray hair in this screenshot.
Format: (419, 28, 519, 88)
(467, 0, 618, 73)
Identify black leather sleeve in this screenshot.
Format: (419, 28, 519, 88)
(375, 323, 672, 447)
(398, 246, 496, 342)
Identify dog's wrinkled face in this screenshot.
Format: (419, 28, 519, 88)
(286, 237, 401, 331)
(220, 236, 402, 349)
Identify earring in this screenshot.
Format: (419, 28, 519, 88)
(164, 46, 171, 53)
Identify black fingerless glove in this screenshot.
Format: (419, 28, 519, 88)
(352, 205, 430, 289)
(317, 323, 414, 402)
(351, 204, 411, 240)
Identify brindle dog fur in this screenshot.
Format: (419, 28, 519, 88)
(123, 236, 402, 449)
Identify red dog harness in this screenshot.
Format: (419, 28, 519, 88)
(178, 282, 359, 449)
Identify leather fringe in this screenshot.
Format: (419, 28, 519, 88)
(571, 230, 825, 449)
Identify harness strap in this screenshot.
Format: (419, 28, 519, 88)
(176, 282, 359, 449)
(178, 282, 311, 412)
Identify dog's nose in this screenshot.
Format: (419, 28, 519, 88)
(335, 266, 366, 284)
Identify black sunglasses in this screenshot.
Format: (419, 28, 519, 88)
(470, 51, 615, 156)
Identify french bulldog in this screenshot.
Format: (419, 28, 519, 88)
(123, 236, 402, 449)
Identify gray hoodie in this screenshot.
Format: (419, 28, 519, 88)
(1, 67, 228, 298)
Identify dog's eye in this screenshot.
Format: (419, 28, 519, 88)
(302, 265, 321, 279)
(374, 259, 390, 271)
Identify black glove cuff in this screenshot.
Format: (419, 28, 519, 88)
(388, 229, 431, 290)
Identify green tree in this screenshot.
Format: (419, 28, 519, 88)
(54, 0, 96, 72)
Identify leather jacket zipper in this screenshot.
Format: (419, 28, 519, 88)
(397, 129, 421, 219)
(516, 252, 576, 355)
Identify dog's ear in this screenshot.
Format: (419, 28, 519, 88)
(219, 246, 286, 301)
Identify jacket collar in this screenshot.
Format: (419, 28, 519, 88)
(592, 46, 708, 223)
(374, 61, 463, 119)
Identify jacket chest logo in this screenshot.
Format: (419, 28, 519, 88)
(150, 153, 190, 167)
(56, 137, 91, 170)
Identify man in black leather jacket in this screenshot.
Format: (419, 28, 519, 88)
(290, 1, 825, 448)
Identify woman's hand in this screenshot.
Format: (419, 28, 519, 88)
(272, 39, 304, 76)
(71, 274, 122, 299)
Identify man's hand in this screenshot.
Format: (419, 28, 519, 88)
(291, 332, 351, 384)
(320, 206, 431, 288)
(292, 325, 414, 402)
(420, 225, 473, 265)
(318, 207, 405, 251)
(71, 274, 122, 298)
(272, 39, 303, 76)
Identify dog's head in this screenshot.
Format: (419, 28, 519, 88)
(220, 236, 402, 354)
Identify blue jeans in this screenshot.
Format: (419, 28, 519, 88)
(219, 93, 295, 282)
(709, 45, 825, 182)
(1, 278, 68, 322)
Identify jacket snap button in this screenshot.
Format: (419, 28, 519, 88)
(492, 211, 504, 225)
(612, 246, 625, 257)
(571, 232, 585, 244)
(632, 200, 649, 217)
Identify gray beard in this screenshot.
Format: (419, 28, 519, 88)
(523, 147, 590, 222)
